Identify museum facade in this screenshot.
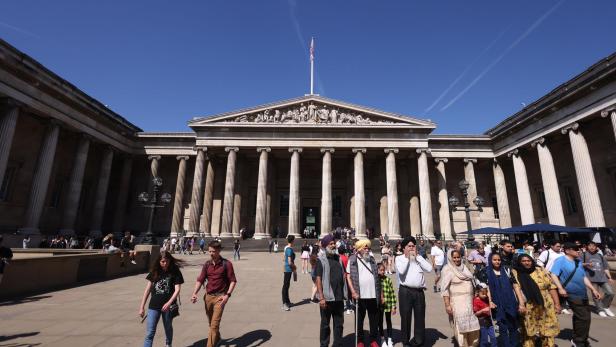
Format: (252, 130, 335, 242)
(1, 39, 615, 240)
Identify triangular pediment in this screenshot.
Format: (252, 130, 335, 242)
(189, 95, 435, 128)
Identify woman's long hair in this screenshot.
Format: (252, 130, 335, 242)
(149, 251, 186, 282)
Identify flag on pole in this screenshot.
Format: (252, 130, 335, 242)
(310, 37, 315, 62)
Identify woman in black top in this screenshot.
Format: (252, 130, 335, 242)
(139, 251, 185, 347)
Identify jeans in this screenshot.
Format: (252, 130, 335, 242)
(479, 325, 497, 347)
(496, 315, 519, 347)
(399, 286, 426, 347)
(592, 282, 615, 310)
(282, 272, 292, 305)
(568, 298, 591, 347)
(357, 298, 379, 343)
(320, 300, 344, 347)
(143, 308, 173, 347)
(233, 249, 240, 260)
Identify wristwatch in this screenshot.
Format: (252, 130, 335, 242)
(225, 292, 232, 297)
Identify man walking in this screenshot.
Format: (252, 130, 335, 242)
(396, 236, 433, 347)
(282, 235, 296, 311)
(347, 239, 381, 347)
(499, 240, 516, 270)
(0, 235, 13, 284)
(430, 240, 445, 293)
(537, 241, 563, 272)
(582, 241, 614, 317)
(551, 242, 602, 347)
(316, 234, 347, 347)
(191, 240, 237, 347)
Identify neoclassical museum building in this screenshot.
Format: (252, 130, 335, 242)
(1, 39, 615, 241)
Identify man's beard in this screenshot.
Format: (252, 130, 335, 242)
(361, 252, 370, 261)
(326, 248, 337, 256)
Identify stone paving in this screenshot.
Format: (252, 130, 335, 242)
(1, 251, 614, 347)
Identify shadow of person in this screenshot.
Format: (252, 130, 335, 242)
(191, 329, 272, 347)
(0, 296, 53, 307)
(291, 298, 312, 308)
(0, 331, 40, 342)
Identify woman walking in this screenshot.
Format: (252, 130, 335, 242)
(512, 254, 561, 347)
(300, 240, 310, 274)
(485, 252, 525, 347)
(233, 239, 241, 261)
(138, 251, 185, 347)
(441, 250, 480, 347)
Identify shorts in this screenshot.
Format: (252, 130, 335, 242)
(434, 265, 443, 275)
(301, 251, 310, 259)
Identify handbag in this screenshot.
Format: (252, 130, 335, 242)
(169, 296, 180, 319)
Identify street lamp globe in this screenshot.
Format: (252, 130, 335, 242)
(448, 195, 460, 207)
(458, 179, 470, 191)
(160, 192, 172, 204)
(152, 176, 163, 187)
(473, 195, 485, 207)
(138, 192, 150, 203)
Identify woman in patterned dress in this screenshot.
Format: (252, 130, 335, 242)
(512, 253, 561, 347)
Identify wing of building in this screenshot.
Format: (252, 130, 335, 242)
(1, 38, 615, 241)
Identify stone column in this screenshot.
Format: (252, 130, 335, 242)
(200, 159, 215, 237)
(231, 159, 243, 238)
(531, 138, 566, 225)
(287, 148, 302, 237)
(0, 100, 19, 185)
(21, 121, 60, 233)
(353, 148, 367, 238)
(171, 156, 189, 237)
(601, 106, 616, 141)
(408, 159, 422, 237)
(508, 149, 535, 225)
(90, 146, 115, 237)
(112, 155, 133, 233)
(463, 158, 481, 229)
(220, 147, 238, 237)
(188, 147, 206, 236)
(254, 147, 271, 239)
(492, 159, 512, 228)
(384, 148, 401, 239)
(417, 148, 434, 238)
(266, 159, 274, 237)
(60, 134, 91, 234)
(562, 123, 606, 227)
(148, 155, 161, 180)
(320, 148, 334, 238)
(434, 158, 453, 240)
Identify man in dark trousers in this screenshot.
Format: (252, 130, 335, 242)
(395, 236, 433, 347)
(316, 234, 347, 347)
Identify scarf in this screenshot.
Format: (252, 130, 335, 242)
(486, 252, 518, 321)
(445, 249, 474, 281)
(514, 254, 544, 306)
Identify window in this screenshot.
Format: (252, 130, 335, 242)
(279, 194, 289, 216)
(538, 190, 548, 218)
(333, 195, 342, 217)
(0, 167, 16, 202)
(563, 186, 578, 215)
(491, 197, 499, 219)
(49, 178, 64, 208)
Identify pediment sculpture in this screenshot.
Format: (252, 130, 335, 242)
(229, 102, 402, 125)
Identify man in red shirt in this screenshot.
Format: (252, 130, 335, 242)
(191, 240, 237, 347)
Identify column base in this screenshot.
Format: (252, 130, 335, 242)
(58, 229, 76, 236)
(18, 227, 40, 235)
(387, 235, 403, 241)
(219, 232, 234, 238)
(253, 232, 269, 240)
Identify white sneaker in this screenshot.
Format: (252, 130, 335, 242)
(604, 308, 615, 317)
(562, 308, 572, 315)
(381, 340, 388, 347)
(131, 260, 137, 265)
(599, 310, 608, 317)
(387, 337, 394, 347)
(282, 304, 290, 311)
(570, 339, 576, 347)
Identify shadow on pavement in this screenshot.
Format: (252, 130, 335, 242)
(291, 298, 312, 308)
(0, 296, 52, 307)
(341, 328, 448, 347)
(0, 331, 40, 342)
(190, 329, 272, 347)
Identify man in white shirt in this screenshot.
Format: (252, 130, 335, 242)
(537, 241, 563, 272)
(396, 236, 433, 347)
(430, 240, 445, 293)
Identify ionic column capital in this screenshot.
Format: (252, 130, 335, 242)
(530, 137, 546, 148)
(193, 146, 207, 152)
(384, 148, 399, 154)
(463, 158, 477, 164)
(288, 147, 303, 153)
(352, 148, 366, 154)
(434, 158, 448, 164)
(506, 149, 520, 158)
(256, 147, 271, 153)
(147, 155, 162, 161)
(561, 122, 580, 135)
(225, 146, 239, 153)
(600, 105, 616, 118)
(320, 147, 335, 153)
(176, 155, 189, 161)
(416, 148, 431, 154)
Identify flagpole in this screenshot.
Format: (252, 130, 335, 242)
(310, 37, 314, 95)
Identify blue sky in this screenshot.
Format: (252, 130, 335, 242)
(1, 0, 614, 133)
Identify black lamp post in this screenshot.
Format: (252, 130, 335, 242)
(448, 179, 485, 241)
(138, 176, 172, 245)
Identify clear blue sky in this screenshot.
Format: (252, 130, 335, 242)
(1, 0, 614, 134)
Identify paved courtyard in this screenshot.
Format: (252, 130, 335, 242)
(1, 251, 614, 347)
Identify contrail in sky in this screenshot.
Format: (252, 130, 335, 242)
(440, 0, 565, 111)
(424, 29, 506, 113)
(288, 0, 326, 95)
(0, 20, 40, 38)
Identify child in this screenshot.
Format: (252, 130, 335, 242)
(378, 262, 396, 347)
(473, 283, 497, 347)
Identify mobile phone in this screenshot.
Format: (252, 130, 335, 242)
(140, 314, 147, 323)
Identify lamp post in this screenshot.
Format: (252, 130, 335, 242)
(138, 176, 172, 245)
(448, 179, 485, 241)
